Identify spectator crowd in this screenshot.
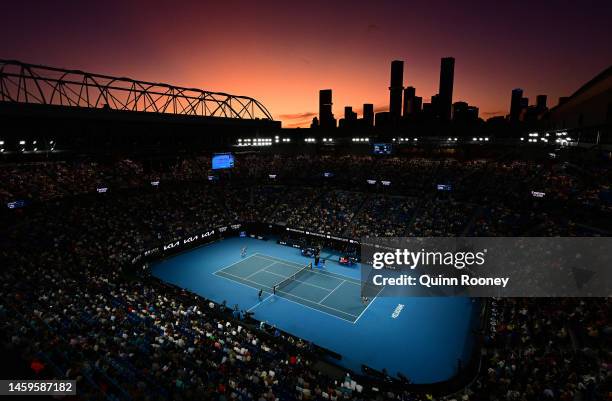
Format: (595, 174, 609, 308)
(1, 152, 610, 400)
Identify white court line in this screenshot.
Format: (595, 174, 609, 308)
(245, 261, 278, 279)
(213, 271, 357, 323)
(353, 286, 385, 324)
(258, 254, 363, 286)
(247, 294, 273, 312)
(258, 254, 378, 323)
(260, 269, 340, 293)
(317, 279, 346, 305)
(215, 269, 359, 320)
(213, 254, 261, 274)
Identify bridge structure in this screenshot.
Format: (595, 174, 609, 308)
(0, 60, 281, 155)
(0, 59, 274, 120)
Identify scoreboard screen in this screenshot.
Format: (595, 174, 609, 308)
(212, 153, 235, 169)
(373, 143, 393, 155)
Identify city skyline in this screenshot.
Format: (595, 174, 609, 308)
(1, 0, 611, 128)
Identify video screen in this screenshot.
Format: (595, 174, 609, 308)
(212, 153, 235, 169)
(373, 143, 393, 155)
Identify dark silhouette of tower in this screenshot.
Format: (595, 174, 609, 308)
(453, 101, 479, 123)
(413, 96, 422, 114)
(403, 86, 416, 116)
(319, 89, 336, 129)
(520, 97, 529, 109)
(344, 106, 357, 120)
(389, 60, 404, 120)
(509, 88, 523, 121)
(438, 57, 455, 121)
(431, 94, 440, 118)
(536, 95, 547, 110)
(363, 103, 374, 127)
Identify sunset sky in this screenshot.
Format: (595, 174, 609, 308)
(2, 0, 611, 127)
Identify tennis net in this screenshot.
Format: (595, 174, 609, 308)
(274, 264, 311, 293)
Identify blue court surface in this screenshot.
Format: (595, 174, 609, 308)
(151, 237, 479, 384)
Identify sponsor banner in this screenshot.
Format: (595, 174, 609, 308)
(137, 224, 242, 263)
(361, 237, 611, 297)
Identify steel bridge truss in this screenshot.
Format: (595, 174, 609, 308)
(0, 59, 274, 120)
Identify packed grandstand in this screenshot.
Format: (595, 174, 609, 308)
(1, 151, 611, 400)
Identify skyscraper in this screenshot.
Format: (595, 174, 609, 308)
(319, 89, 336, 129)
(389, 60, 404, 119)
(363, 103, 374, 127)
(438, 57, 455, 121)
(520, 97, 529, 109)
(344, 106, 357, 121)
(413, 96, 422, 114)
(536, 95, 547, 111)
(453, 101, 479, 123)
(509, 88, 523, 122)
(403, 86, 416, 116)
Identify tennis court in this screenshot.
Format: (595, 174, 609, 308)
(151, 237, 480, 383)
(214, 253, 374, 323)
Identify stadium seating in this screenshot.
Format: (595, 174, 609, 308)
(1, 153, 611, 401)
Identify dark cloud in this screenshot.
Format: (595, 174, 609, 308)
(482, 110, 505, 116)
(278, 111, 317, 119)
(284, 120, 312, 128)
